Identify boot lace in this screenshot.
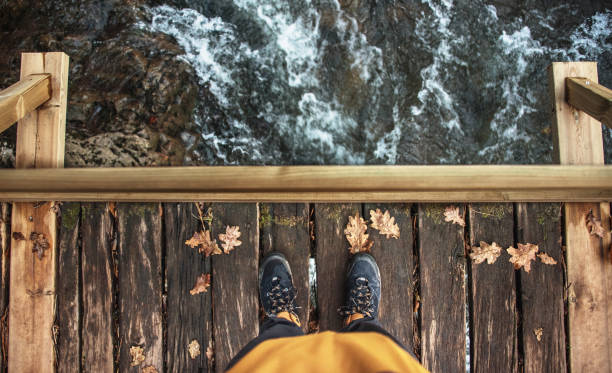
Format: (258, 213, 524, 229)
(266, 276, 297, 315)
(338, 277, 374, 318)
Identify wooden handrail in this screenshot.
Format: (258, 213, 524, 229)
(0, 73, 51, 133)
(0, 165, 610, 202)
(566, 77, 612, 129)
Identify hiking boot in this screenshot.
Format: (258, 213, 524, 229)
(338, 253, 381, 325)
(259, 252, 300, 325)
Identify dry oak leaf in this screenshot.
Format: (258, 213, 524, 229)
(219, 225, 242, 253)
(537, 252, 557, 265)
(130, 346, 145, 366)
(369, 209, 400, 239)
(188, 339, 201, 359)
(344, 212, 373, 254)
(30, 232, 49, 260)
(190, 274, 211, 295)
(142, 366, 158, 373)
(507, 243, 539, 272)
(534, 328, 543, 342)
(444, 206, 465, 227)
(470, 241, 502, 264)
(586, 210, 605, 238)
(185, 230, 222, 257)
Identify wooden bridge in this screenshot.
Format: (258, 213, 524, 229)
(0, 53, 611, 372)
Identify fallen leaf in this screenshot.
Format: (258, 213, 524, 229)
(190, 274, 211, 295)
(537, 252, 557, 265)
(12, 232, 25, 241)
(444, 206, 465, 227)
(188, 339, 201, 359)
(369, 209, 400, 239)
(534, 327, 543, 342)
(130, 346, 145, 366)
(206, 343, 214, 361)
(142, 366, 158, 373)
(185, 230, 222, 257)
(470, 241, 502, 264)
(30, 232, 49, 260)
(344, 212, 373, 254)
(507, 243, 539, 272)
(586, 210, 605, 238)
(219, 226, 242, 253)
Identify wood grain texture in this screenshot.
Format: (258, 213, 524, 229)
(117, 203, 163, 372)
(81, 203, 114, 372)
(365, 203, 414, 350)
(469, 203, 518, 373)
(211, 203, 259, 373)
(418, 204, 466, 372)
(56, 202, 81, 373)
(165, 203, 212, 372)
(315, 204, 359, 331)
(516, 203, 566, 373)
(0, 74, 51, 134)
(260, 203, 310, 331)
(0, 203, 10, 373)
(566, 77, 612, 129)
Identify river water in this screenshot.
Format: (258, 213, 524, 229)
(145, 0, 611, 165)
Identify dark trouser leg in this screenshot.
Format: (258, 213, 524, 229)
(340, 317, 417, 358)
(226, 317, 303, 371)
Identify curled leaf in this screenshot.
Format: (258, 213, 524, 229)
(188, 339, 201, 359)
(369, 209, 400, 239)
(444, 206, 465, 227)
(190, 274, 211, 295)
(537, 252, 557, 265)
(470, 241, 502, 264)
(507, 243, 539, 272)
(344, 212, 373, 254)
(219, 226, 242, 253)
(130, 346, 145, 366)
(586, 210, 605, 238)
(534, 328, 543, 342)
(30, 232, 49, 260)
(185, 230, 222, 257)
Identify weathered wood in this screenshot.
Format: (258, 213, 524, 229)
(315, 204, 359, 331)
(0, 74, 51, 134)
(165, 203, 212, 371)
(81, 203, 114, 372)
(0, 203, 10, 372)
(260, 203, 310, 331)
(364, 203, 414, 350)
(550, 62, 612, 372)
(117, 204, 163, 372)
(418, 204, 466, 372)
(516, 203, 566, 373)
(469, 203, 518, 373)
(566, 77, 612, 129)
(0, 165, 611, 202)
(56, 202, 81, 373)
(8, 52, 69, 373)
(211, 203, 259, 373)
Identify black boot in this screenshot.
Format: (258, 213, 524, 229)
(259, 252, 300, 324)
(338, 253, 381, 324)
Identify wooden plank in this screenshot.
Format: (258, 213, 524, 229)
(165, 202, 212, 371)
(56, 202, 81, 373)
(8, 52, 69, 373)
(211, 203, 259, 373)
(260, 203, 310, 331)
(550, 62, 612, 372)
(418, 204, 466, 372)
(117, 203, 163, 372)
(469, 203, 518, 373)
(0, 74, 51, 134)
(566, 77, 612, 129)
(315, 204, 359, 331)
(516, 203, 566, 373)
(81, 203, 114, 372)
(0, 203, 10, 372)
(364, 204, 414, 350)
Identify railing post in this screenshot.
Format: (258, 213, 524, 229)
(8, 52, 69, 372)
(549, 62, 612, 372)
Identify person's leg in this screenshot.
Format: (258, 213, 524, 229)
(226, 252, 302, 371)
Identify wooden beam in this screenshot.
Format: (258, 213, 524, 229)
(0, 74, 51, 134)
(8, 52, 69, 373)
(566, 77, 612, 129)
(549, 62, 612, 372)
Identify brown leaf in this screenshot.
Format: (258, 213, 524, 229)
(188, 339, 201, 359)
(12, 232, 25, 241)
(189, 274, 211, 295)
(470, 241, 502, 264)
(507, 243, 539, 272)
(185, 230, 222, 257)
(537, 252, 557, 265)
(206, 343, 214, 361)
(30, 232, 49, 260)
(534, 327, 543, 342)
(444, 206, 465, 227)
(130, 346, 145, 366)
(344, 212, 373, 254)
(369, 209, 400, 239)
(219, 226, 242, 253)
(586, 210, 605, 238)
(142, 366, 159, 373)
